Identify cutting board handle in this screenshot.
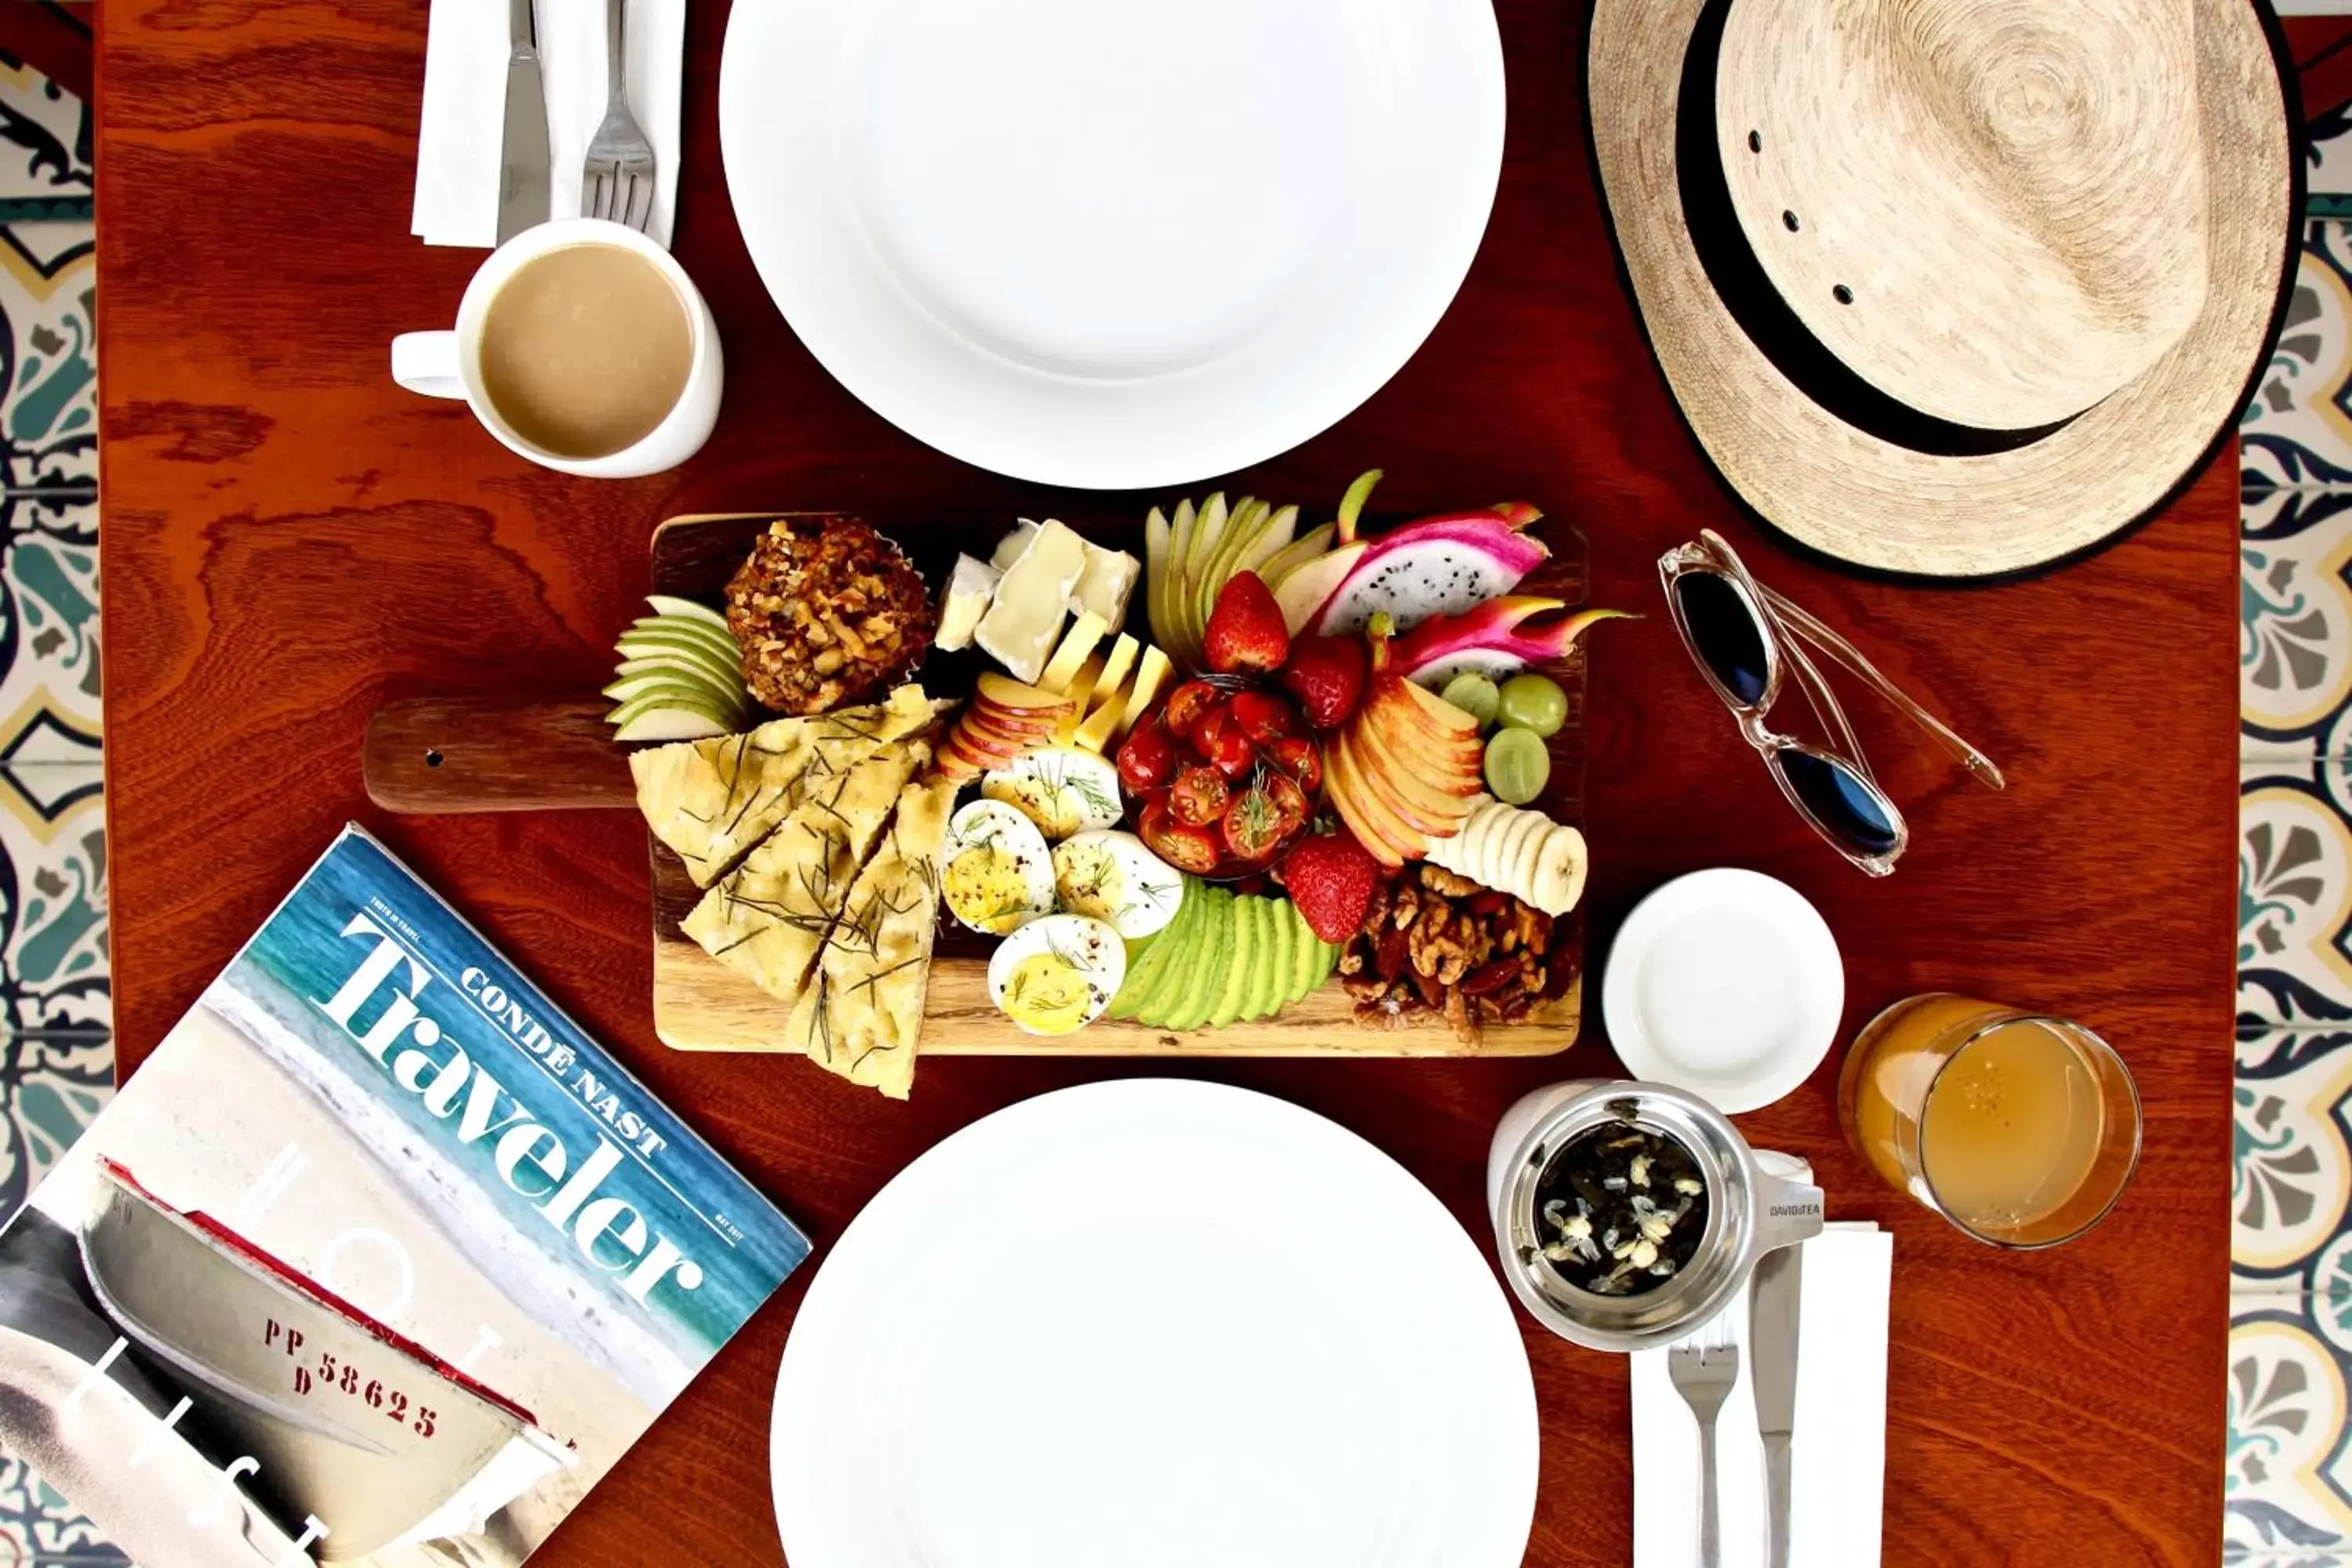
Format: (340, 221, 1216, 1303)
(364, 697, 637, 813)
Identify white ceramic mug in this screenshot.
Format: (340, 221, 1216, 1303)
(391, 218, 723, 478)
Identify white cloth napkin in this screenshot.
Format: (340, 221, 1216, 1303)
(1631, 1222, 1895, 1568)
(411, 0, 687, 250)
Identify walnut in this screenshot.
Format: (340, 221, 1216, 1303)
(1410, 910, 1477, 986)
(1420, 864, 1479, 898)
(1360, 880, 1392, 936)
(1392, 880, 1421, 931)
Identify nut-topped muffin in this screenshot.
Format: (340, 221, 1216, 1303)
(726, 517, 935, 715)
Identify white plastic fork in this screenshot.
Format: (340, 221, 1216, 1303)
(582, 0, 656, 231)
(1667, 1313, 1740, 1568)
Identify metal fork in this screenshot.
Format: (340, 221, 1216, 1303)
(581, 0, 656, 230)
(1668, 1315, 1740, 1568)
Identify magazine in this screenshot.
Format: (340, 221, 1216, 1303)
(0, 826, 810, 1566)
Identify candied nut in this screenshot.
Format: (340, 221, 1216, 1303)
(1372, 923, 1410, 982)
(1461, 957, 1520, 996)
(1361, 881, 1392, 935)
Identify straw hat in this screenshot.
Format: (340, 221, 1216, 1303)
(1588, 0, 2296, 578)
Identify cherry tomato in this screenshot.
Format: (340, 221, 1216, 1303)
(1116, 720, 1178, 794)
(1267, 736, 1322, 795)
(1219, 786, 1289, 864)
(1141, 795, 1221, 874)
(1264, 771, 1310, 834)
(1169, 765, 1231, 826)
(1164, 681, 1224, 741)
(1207, 728, 1257, 782)
(1229, 689, 1296, 746)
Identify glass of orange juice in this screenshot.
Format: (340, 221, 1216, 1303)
(1837, 994, 2141, 1248)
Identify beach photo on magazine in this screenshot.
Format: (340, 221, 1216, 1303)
(0, 828, 808, 1566)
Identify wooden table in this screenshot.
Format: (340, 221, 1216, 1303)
(97, 2, 2234, 1563)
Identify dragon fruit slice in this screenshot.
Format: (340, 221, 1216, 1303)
(1305, 506, 1549, 637)
(1389, 597, 1629, 687)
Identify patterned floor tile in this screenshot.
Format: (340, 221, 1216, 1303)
(0, 766, 103, 1036)
(2313, 104, 2352, 224)
(0, 220, 89, 495)
(2246, 485, 2352, 758)
(2241, 762, 2352, 1030)
(2246, 223, 2352, 492)
(0, 492, 95, 758)
(2232, 1290, 2352, 1560)
(2240, 1030, 2352, 1290)
(0, 1455, 120, 1568)
(0, 54, 86, 223)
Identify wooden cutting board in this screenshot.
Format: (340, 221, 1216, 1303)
(366, 512, 1589, 1057)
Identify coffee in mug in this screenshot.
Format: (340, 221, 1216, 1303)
(392, 218, 723, 479)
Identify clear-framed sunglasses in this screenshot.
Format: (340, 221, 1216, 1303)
(1657, 531, 2005, 876)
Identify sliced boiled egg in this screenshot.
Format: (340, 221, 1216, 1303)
(942, 800, 1055, 935)
(980, 745, 1123, 841)
(1051, 830, 1183, 941)
(987, 913, 1127, 1036)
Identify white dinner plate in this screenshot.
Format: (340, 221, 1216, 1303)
(770, 1080, 1537, 1568)
(718, 0, 1505, 488)
(1602, 869, 1846, 1115)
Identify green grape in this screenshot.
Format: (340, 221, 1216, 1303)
(1439, 672, 1501, 728)
(1484, 727, 1550, 806)
(1496, 673, 1569, 739)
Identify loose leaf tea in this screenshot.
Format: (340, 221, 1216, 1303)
(1534, 1117, 1708, 1296)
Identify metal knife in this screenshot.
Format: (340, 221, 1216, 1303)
(1751, 1243, 1803, 1568)
(498, 0, 551, 242)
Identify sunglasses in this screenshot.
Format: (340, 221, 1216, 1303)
(1658, 532, 2005, 876)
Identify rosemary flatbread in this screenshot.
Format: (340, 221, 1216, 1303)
(632, 684, 949, 885)
(679, 740, 931, 1007)
(784, 775, 958, 1099)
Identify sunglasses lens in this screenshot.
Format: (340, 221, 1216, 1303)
(1780, 750, 1900, 857)
(1672, 570, 1771, 706)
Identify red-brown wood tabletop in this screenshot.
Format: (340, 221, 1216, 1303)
(96, 2, 2234, 1565)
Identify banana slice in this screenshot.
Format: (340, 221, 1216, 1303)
(1502, 808, 1548, 896)
(1528, 823, 1589, 916)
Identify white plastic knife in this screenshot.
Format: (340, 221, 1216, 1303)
(1750, 1243, 1802, 1568)
(498, 0, 550, 242)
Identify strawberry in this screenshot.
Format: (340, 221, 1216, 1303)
(1279, 634, 1367, 731)
(1279, 829, 1381, 945)
(1205, 572, 1290, 674)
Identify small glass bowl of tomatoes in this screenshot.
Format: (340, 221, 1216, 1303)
(1115, 676, 1323, 879)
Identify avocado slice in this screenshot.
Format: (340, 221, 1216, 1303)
(1236, 898, 1271, 1022)
(1114, 877, 1194, 1022)
(1205, 895, 1258, 1029)
(1166, 889, 1232, 1032)
(1284, 905, 1318, 1004)
(1255, 899, 1294, 1019)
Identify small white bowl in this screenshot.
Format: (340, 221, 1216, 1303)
(1601, 869, 1845, 1114)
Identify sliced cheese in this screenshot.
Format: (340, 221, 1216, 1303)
(1069, 541, 1141, 629)
(1090, 634, 1141, 716)
(1073, 688, 1127, 752)
(974, 519, 1086, 684)
(933, 553, 1000, 652)
(1054, 654, 1110, 744)
(1114, 644, 1173, 739)
(1038, 611, 1109, 695)
(989, 518, 1041, 572)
